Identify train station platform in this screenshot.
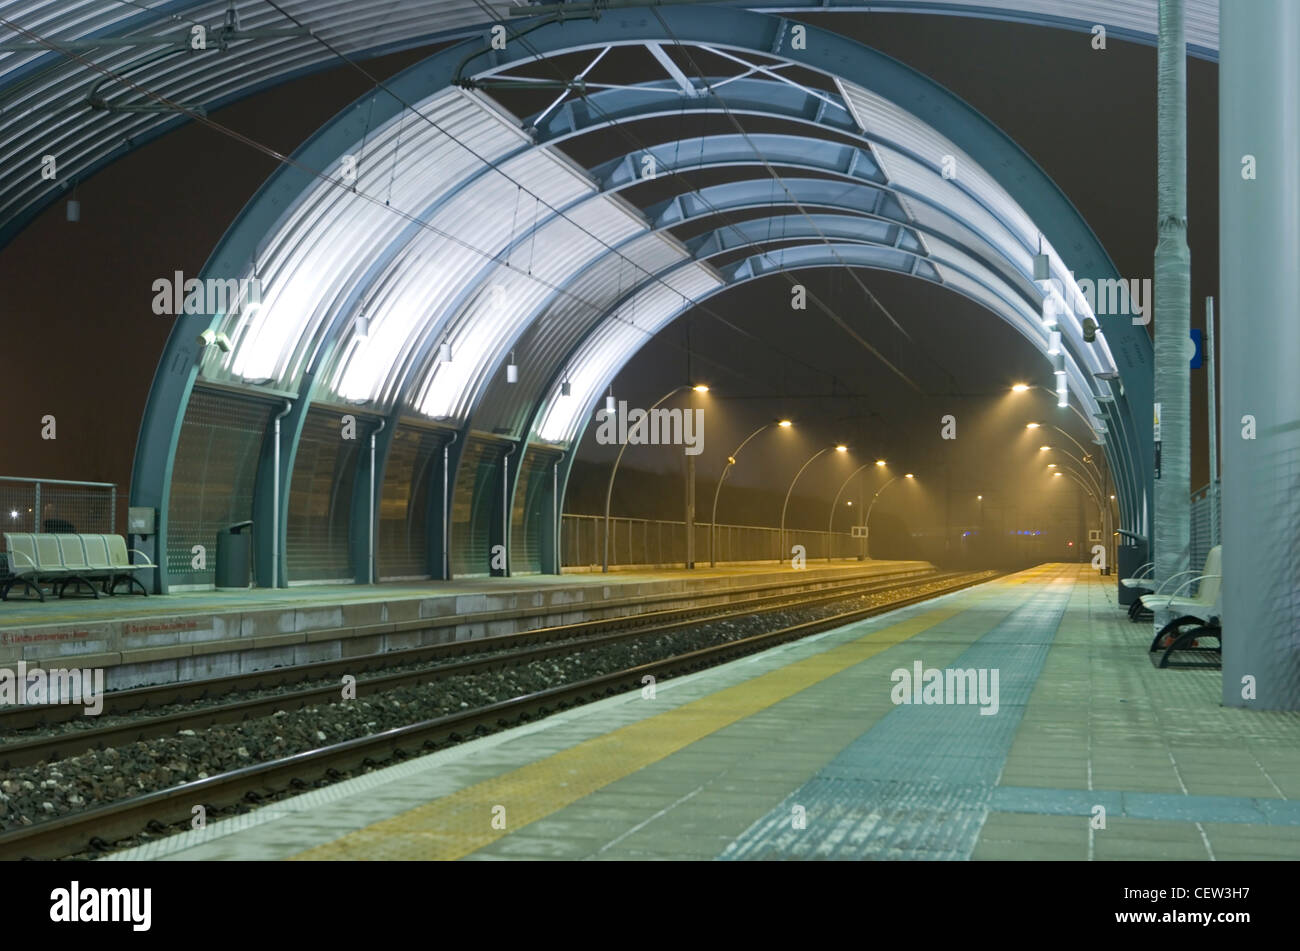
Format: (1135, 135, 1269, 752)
(0, 559, 931, 688)
(109, 563, 1300, 862)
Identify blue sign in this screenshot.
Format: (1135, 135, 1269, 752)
(1190, 328, 1203, 369)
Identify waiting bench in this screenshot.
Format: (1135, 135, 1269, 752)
(1120, 561, 1156, 621)
(1142, 545, 1222, 669)
(1, 533, 154, 601)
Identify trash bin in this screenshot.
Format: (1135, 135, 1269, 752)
(215, 520, 253, 590)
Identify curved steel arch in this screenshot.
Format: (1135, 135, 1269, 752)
(426, 134, 1072, 445)
(132, 5, 1150, 587)
(451, 117, 1111, 444)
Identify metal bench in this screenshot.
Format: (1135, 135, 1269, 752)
(1, 532, 154, 600)
(1143, 546, 1222, 669)
(102, 534, 152, 595)
(53, 534, 103, 598)
(1120, 561, 1156, 621)
(1, 533, 46, 601)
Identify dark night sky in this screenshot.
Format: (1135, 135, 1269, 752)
(0, 12, 1219, 537)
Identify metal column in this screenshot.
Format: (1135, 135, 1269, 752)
(1220, 0, 1300, 709)
(1205, 297, 1219, 547)
(1153, 0, 1192, 594)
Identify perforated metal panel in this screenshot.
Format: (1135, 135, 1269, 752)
(511, 446, 559, 575)
(1190, 481, 1220, 576)
(167, 388, 272, 586)
(450, 437, 506, 577)
(286, 408, 363, 583)
(378, 424, 445, 580)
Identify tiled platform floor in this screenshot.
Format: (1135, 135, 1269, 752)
(110, 564, 1300, 861)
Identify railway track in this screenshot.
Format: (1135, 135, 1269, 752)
(0, 565, 935, 737)
(0, 565, 938, 741)
(0, 569, 995, 860)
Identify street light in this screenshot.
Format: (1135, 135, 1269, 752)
(1012, 382, 1125, 521)
(709, 418, 794, 567)
(1041, 444, 1105, 497)
(1051, 467, 1108, 552)
(827, 460, 892, 562)
(863, 473, 914, 559)
(1009, 382, 1105, 434)
(1045, 424, 1105, 479)
(601, 383, 706, 572)
(779, 445, 848, 561)
(1049, 452, 1117, 573)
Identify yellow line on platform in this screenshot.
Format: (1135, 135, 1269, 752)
(288, 585, 1011, 861)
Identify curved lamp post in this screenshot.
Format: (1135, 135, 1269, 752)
(779, 444, 847, 562)
(864, 472, 914, 558)
(1051, 466, 1111, 564)
(709, 418, 792, 567)
(1042, 445, 1105, 497)
(1011, 382, 1098, 433)
(601, 383, 706, 573)
(1027, 419, 1109, 494)
(826, 460, 887, 562)
(1015, 383, 1115, 505)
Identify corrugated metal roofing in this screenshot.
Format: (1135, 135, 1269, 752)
(0, 1, 1215, 247)
(194, 61, 1116, 445)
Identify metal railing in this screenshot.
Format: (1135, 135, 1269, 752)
(1190, 480, 1221, 571)
(0, 476, 116, 535)
(561, 514, 863, 568)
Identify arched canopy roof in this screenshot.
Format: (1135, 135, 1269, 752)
(128, 4, 1152, 541)
(0, 0, 1216, 249)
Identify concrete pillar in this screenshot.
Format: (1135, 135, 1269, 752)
(1220, 0, 1300, 709)
(1153, 0, 1192, 592)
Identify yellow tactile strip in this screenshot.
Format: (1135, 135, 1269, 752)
(288, 597, 988, 861)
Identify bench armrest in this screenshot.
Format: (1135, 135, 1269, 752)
(1131, 562, 1154, 580)
(126, 549, 157, 567)
(1170, 574, 1221, 599)
(1151, 569, 1198, 595)
(5, 549, 37, 570)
